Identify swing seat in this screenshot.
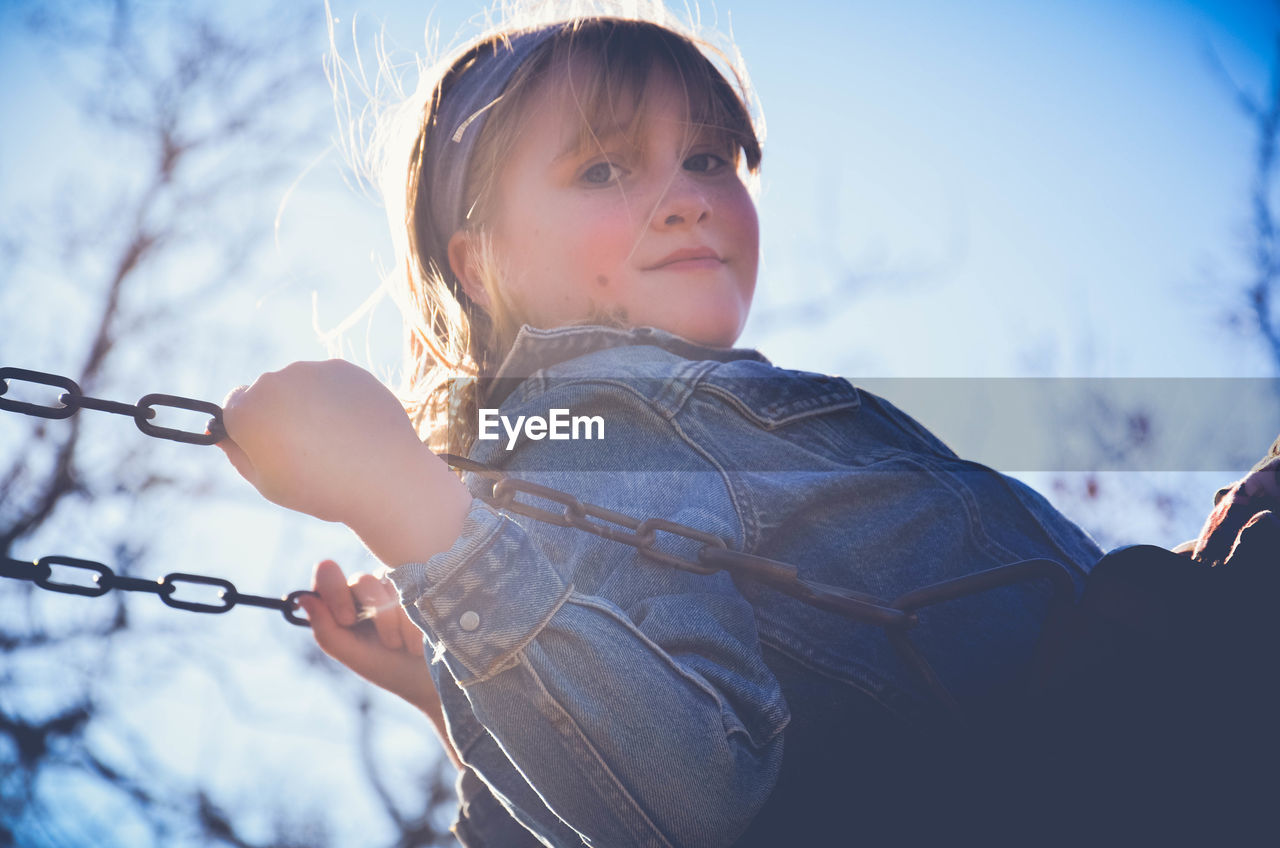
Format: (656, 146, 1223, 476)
(992, 536, 1280, 842)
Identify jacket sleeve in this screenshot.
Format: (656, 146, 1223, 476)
(387, 381, 789, 848)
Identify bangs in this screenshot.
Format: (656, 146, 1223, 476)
(456, 17, 763, 230)
(513, 19, 762, 171)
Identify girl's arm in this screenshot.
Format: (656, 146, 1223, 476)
(217, 360, 471, 767)
(217, 359, 472, 567)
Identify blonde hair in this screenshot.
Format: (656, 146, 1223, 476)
(333, 1, 763, 459)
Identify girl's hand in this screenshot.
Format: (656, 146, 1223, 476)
(298, 559, 462, 769)
(217, 359, 472, 567)
(218, 359, 422, 524)
(1176, 456, 1280, 569)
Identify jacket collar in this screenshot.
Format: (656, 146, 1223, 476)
(482, 324, 770, 406)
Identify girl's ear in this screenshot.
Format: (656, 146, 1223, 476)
(446, 230, 492, 311)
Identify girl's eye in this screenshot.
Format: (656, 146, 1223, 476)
(683, 152, 730, 174)
(581, 161, 627, 185)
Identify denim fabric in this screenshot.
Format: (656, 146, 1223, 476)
(387, 324, 1103, 847)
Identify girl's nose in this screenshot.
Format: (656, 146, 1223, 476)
(652, 173, 711, 229)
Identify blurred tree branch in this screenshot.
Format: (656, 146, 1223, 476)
(2, 2, 464, 839)
(0, 2, 392, 846)
(1207, 28, 1280, 368)
(1049, 21, 1280, 550)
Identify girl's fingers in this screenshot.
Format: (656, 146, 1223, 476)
(217, 387, 257, 479)
(1242, 456, 1280, 501)
(313, 559, 357, 627)
(352, 572, 403, 651)
(305, 561, 424, 661)
(298, 582, 437, 710)
(297, 592, 345, 660)
(300, 577, 384, 662)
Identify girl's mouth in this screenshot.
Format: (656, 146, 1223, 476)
(645, 246, 724, 270)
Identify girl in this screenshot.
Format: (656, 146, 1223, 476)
(216, 4, 1272, 845)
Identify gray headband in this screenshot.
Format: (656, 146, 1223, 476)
(419, 26, 563, 305)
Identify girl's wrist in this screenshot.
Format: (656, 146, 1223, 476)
(345, 443, 472, 569)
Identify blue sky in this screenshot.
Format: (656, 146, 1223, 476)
(5, 0, 1277, 380)
(726, 0, 1276, 378)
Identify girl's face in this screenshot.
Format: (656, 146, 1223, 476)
(475, 64, 759, 348)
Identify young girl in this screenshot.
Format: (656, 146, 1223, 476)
(216, 4, 1272, 845)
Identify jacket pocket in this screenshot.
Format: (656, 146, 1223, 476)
(698, 360, 861, 430)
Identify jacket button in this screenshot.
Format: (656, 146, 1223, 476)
(459, 610, 481, 632)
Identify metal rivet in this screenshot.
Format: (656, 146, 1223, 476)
(459, 610, 480, 631)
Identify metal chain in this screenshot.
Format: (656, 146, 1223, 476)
(0, 366, 224, 444)
(0, 554, 313, 626)
(0, 366, 1078, 709)
(0, 366, 297, 624)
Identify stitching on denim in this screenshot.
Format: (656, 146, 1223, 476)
(514, 650, 678, 848)
(758, 634, 917, 720)
(565, 592, 786, 750)
(896, 452, 1026, 565)
(696, 378, 861, 431)
(417, 507, 534, 681)
(986, 469, 1100, 578)
(406, 512, 505, 679)
(416, 544, 502, 670)
(450, 756, 558, 847)
(650, 359, 719, 417)
(512, 373, 698, 423)
(456, 581, 575, 687)
(499, 324, 745, 403)
(423, 500, 507, 590)
(497, 376, 750, 547)
(664, 411, 754, 552)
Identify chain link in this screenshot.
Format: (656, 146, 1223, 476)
(1, 554, 312, 626)
(0, 366, 1080, 709)
(0, 366, 224, 444)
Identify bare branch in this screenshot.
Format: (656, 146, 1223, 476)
(1207, 26, 1280, 370)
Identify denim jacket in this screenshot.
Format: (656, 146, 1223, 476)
(387, 324, 1103, 847)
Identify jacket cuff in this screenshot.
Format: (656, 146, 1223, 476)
(387, 498, 572, 684)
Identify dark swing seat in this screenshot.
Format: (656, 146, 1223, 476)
(972, 539, 1280, 843)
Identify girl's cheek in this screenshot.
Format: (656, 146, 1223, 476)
(721, 182, 759, 239)
(575, 206, 639, 265)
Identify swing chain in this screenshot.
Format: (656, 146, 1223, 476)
(0, 366, 225, 445)
(0, 365, 1080, 709)
(439, 453, 945, 628)
(0, 554, 314, 626)
(439, 453, 1076, 712)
